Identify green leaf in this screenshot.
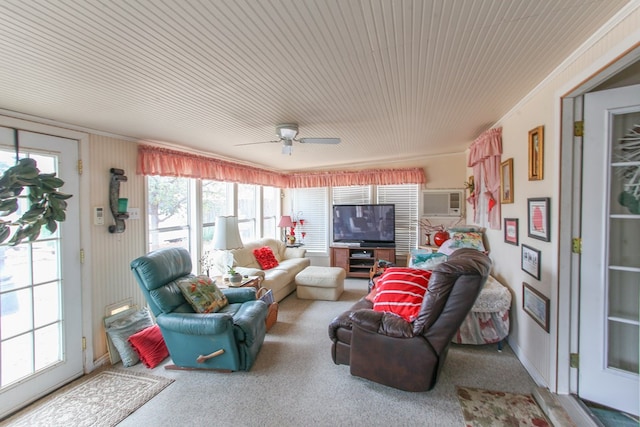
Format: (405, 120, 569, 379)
(0, 198, 18, 212)
(46, 218, 58, 233)
(0, 224, 10, 244)
(50, 192, 73, 200)
(42, 177, 64, 188)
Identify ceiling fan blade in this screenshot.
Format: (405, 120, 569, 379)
(299, 137, 341, 144)
(235, 139, 281, 146)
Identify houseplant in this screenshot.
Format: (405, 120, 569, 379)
(0, 158, 72, 245)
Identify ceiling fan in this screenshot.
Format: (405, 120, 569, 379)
(237, 123, 340, 155)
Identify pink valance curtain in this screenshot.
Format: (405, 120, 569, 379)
(137, 145, 426, 188)
(137, 145, 288, 187)
(467, 127, 502, 229)
(286, 168, 426, 188)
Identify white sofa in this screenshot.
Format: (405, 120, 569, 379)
(213, 238, 310, 302)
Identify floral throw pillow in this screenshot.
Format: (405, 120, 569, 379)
(253, 246, 279, 270)
(449, 231, 486, 252)
(177, 275, 228, 313)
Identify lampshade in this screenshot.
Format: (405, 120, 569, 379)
(212, 216, 243, 250)
(278, 215, 294, 228)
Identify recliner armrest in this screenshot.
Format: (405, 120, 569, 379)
(157, 312, 233, 335)
(223, 287, 257, 304)
(350, 309, 415, 338)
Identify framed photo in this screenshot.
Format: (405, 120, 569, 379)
(504, 218, 519, 245)
(527, 197, 550, 241)
(500, 158, 514, 203)
(521, 244, 541, 280)
(523, 282, 550, 332)
(528, 126, 544, 180)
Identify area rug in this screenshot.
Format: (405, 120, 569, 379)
(0, 368, 173, 427)
(457, 386, 551, 427)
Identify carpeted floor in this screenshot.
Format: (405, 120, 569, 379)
(3, 278, 541, 426)
(0, 368, 173, 427)
(457, 386, 551, 427)
(117, 278, 540, 426)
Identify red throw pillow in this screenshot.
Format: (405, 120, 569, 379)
(372, 267, 432, 322)
(128, 324, 169, 369)
(253, 246, 279, 270)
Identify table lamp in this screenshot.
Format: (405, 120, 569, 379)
(212, 216, 244, 283)
(277, 215, 294, 243)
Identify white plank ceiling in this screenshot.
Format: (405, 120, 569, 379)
(0, 0, 633, 171)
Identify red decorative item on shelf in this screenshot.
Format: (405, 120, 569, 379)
(433, 230, 450, 247)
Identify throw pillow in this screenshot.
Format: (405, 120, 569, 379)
(372, 267, 432, 322)
(105, 308, 155, 367)
(253, 246, 279, 270)
(449, 231, 486, 252)
(128, 324, 169, 369)
(177, 275, 228, 313)
(409, 249, 448, 270)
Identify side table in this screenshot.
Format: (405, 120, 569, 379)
(215, 275, 262, 290)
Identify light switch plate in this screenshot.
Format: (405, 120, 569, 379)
(127, 207, 140, 220)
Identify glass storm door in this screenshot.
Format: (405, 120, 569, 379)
(580, 84, 639, 416)
(0, 128, 82, 418)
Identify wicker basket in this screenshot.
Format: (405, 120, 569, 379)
(257, 287, 278, 331)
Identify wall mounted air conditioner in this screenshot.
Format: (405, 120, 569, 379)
(420, 190, 464, 217)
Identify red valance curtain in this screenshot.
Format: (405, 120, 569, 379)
(137, 145, 426, 188)
(467, 127, 502, 229)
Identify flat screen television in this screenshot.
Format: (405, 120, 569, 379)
(332, 204, 395, 245)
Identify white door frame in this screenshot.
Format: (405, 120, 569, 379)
(0, 114, 93, 371)
(556, 44, 640, 395)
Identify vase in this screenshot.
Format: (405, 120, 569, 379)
(227, 272, 243, 284)
(433, 230, 450, 247)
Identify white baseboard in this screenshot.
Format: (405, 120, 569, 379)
(507, 337, 548, 388)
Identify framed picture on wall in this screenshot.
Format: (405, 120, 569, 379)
(527, 197, 550, 242)
(500, 158, 514, 203)
(528, 125, 544, 180)
(504, 218, 519, 245)
(521, 244, 541, 280)
(523, 282, 550, 332)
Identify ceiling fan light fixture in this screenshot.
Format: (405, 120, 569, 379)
(276, 123, 298, 140)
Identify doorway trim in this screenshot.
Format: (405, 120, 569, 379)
(556, 42, 640, 395)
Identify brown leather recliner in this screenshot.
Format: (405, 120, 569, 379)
(328, 248, 491, 391)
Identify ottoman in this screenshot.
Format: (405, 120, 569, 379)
(295, 266, 346, 301)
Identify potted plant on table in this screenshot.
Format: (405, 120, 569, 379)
(225, 265, 243, 285)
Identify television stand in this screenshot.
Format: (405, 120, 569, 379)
(360, 241, 395, 248)
(330, 246, 396, 278)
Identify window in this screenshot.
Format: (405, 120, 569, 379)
(377, 184, 419, 254)
(238, 184, 258, 241)
(291, 187, 328, 253)
(147, 176, 191, 252)
(332, 186, 372, 205)
(202, 180, 233, 246)
(262, 186, 279, 240)
(147, 178, 277, 267)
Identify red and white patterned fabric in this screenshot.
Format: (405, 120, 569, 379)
(372, 267, 432, 322)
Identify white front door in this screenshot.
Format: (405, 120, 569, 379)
(0, 128, 82, 418)
(580, 84, 640, 416)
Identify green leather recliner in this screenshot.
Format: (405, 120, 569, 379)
(130, 247, 268, 371)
